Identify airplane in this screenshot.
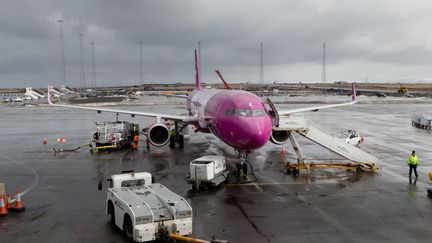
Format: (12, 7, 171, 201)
(48, 49, 357, 173)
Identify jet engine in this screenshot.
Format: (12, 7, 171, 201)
(269, 129, 290, 145)
(147, 123, 170, 147)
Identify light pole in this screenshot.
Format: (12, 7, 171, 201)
(78, 33, 86, 91)
(140, 41, 143, 86)
(91, 42, 96, 88)
(57, 19, 66, 86)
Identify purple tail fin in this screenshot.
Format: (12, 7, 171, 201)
(195, 49, 201, 90)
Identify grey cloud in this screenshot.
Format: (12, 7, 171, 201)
(0, 0, 432, 88)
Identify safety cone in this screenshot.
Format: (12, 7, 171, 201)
(43, 137, 47, 145)
(6, 193, 11, 209)
(0, 195, 7, 217)
(156, 149, 161, 157)
(281, 146, 286, 156)
(11, 189, 25, 212)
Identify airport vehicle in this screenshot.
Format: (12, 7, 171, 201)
(48, 49, 356, 172)
(92, 121, 139, 151)
(106, 172, 193, 242)
(338, 129, 364, 147)
(188, 155, 229, 189)
(376, 92, 386, 98)
(398, 86, 408, 94)
(411, 115, 432, 130)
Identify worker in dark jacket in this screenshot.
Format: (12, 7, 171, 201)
(407, 150, 419, 177)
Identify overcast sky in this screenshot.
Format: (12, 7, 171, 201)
(1, 0, 432, 88)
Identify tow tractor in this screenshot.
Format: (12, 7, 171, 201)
(106, 171, 193, 242)
(188, 156, 229, 190)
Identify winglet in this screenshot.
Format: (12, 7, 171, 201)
(194, 49, 201, 90)
(47, 85, 53, 105)
(351, 82, 357, 102)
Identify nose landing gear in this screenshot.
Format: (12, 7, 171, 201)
(236, 150, 249, 176)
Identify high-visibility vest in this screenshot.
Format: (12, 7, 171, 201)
(407, 155, 419, 165)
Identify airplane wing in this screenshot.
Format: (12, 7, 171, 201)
(277, 83, 357, 116)
(47, 86, 196, 123)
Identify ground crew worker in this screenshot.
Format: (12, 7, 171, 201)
(407, 150, 419, 177)
(169, 129, 177, 148)
(133, 134, 139, 150)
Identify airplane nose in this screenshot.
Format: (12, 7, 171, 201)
(236, 117, 272, 149)
(247, 130, 269, 148)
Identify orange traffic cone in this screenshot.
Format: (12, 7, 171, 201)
(281, 146, 286, 156)
(43, 137, 48, 145)
(6, 193, 11, 209)
(11, 189, 25, 212)
(0, 195, 7, 217)
(156, 149, 161, 157)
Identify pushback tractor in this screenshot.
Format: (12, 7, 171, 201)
(106, 172, 193, 242)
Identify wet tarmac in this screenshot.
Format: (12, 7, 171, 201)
(0, 98, 432, 243)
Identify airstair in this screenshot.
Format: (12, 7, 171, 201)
(275, 116, 378, 174)
(25, 87, 45, 100)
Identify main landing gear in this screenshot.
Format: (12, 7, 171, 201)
(169, 121, 185, 149)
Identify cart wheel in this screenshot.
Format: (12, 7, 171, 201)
(292, 169, 298, 176)
(123, 214, 133, 240)
(242, 163, 248, 175)
(356, 167, 363, 173)
(286, 169, 292, 175)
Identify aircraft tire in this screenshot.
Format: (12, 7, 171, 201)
(242, 163, 248, 175)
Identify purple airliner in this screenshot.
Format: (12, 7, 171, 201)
(48, 49, 356, 163)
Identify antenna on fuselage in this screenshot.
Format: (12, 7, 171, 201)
(215, 70, 231, 89)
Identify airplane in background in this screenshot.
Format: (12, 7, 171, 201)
(48, 49, 357, 173)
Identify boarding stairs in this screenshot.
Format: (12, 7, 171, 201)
(275, 116, 378, 174)
(25, 87, 45, 100)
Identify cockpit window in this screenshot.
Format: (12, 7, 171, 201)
(237, 108, 252, 117)
(224, 108, 236, 116)
(225, 107, 266, 117)
(252, 108, 265, 117)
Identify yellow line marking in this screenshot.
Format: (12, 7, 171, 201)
(244, 175, 263, 191)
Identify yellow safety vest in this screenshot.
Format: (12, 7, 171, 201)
(407, 155, 419, 165)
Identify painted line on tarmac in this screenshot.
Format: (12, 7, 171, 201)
(0, 153, 39, 197)
(225, 179, 340, 188)
(245, 175, 263, 192)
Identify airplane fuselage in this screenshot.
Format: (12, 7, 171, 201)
(187, 89, 273, 151)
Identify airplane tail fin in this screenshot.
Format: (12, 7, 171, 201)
(194, 49, 201, 90)
(351, 82, 357, 102)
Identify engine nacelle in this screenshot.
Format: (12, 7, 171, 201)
(147, 123, 170, 147)
(269, 129, 290, 145)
